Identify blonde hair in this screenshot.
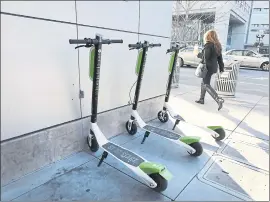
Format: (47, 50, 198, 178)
(203, 30, 222, 55)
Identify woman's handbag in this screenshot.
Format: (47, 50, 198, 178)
(195, 50, 208, 78)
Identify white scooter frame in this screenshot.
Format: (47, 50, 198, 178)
(126, 41, 203, 157)
(69, 35, 172, 192)
(157, 44, 226, 141)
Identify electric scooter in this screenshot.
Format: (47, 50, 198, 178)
(125, 41, 203, 157)
(69, 34, 172, 192)
(157, 44, 226, 141)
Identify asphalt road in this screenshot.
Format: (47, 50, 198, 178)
(178, 67, 269, 97)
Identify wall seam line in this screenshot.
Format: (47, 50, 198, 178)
(0, 11, 170, 39)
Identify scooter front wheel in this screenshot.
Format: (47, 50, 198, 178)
(188, 142, 203, 157)
(149, 173, 168, 192)
(212, 128, 226, 141)
(157, 111, 169, 123)
(87, 135, 99, 152)
(125, 121, 137, 135)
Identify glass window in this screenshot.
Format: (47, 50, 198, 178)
(253, 8, 262, 11)
(243, 50, 256, 57)
(231, 50, 243, 56)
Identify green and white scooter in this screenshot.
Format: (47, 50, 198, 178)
(157, 44, 226, 141)
(69, 34, 172, 192)
(126, 41, 203, 157)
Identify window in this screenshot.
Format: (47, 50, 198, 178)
(243, 50, 256, 57)
(253, 8, 262, 11)
(251, 29, 259, 32)
(231, 50, 243, 56)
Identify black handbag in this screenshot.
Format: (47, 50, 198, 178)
(195, 49, 208, 78)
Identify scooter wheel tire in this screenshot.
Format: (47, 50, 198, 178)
(188, 142, 203, 157)
(213, 128, 226, 141)
(149, 173, 168, 192)
(157, 111, 169, 123)
(87, 135, 99, 152)
(125, 121, 137, 135)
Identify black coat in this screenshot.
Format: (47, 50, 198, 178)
(197, 42, 224, 74)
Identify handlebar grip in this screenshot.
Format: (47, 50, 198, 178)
(151, 43, 161, 47)
(128, 44, 139, 48)
(110, 39, 123, 43)
(69, 39, 87, 44)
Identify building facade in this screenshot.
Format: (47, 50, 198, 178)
(172, 0, 253, 50)
(245, 1, 269, 54)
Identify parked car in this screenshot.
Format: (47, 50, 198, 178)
(177, 46, 234, 68)
(223, 49, 269, 71)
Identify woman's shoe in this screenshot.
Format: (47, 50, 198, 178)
(217, 98, 224, 111)
(195, 99, 204, 104)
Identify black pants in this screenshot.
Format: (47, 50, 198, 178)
(200, 71, 220, 102)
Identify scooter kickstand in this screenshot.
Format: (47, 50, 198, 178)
(172, 119, 180, 130)
(141, 131, 150, 144)
(98, 151, 108, 167)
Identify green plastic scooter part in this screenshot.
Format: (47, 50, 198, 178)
(89, 47, 95, 80)
(179, 136, 201, 145)
(207, 126, 223, 131)
(207, 126, 226, 141)
(168, 52, 176, 73)
(139, 162, 173, 181)
(136, 49, 143, 75)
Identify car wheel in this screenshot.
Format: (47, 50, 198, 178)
(260, 62, 269, 71)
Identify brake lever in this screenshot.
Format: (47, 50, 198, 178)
(75, 43, 93, 49)
(75, 45, 86, 49)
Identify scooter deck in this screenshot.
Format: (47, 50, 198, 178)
(102, 142, 144, 167)
(143, 125, 181, 140)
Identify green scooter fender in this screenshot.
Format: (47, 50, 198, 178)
(139, 162, 173, 181)
(207, 126, 226, 139)
(179, 136, 201, 144)
(207, 126, 224, 131)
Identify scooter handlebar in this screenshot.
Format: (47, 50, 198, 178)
(69, 38, 123, 45)
(69, 39, 89, 44)
(128, 43, 141, 48)
(128, 42, 161, 50)
(149, 43, 161, 48)
(166, 45, 186, 53)
(103, 39, 123, 44)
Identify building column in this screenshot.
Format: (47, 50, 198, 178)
(230, 23, 247, 49)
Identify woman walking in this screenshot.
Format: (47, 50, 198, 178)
(196, 30, 225, 110)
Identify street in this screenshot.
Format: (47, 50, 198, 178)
(178, 67, 269, 97)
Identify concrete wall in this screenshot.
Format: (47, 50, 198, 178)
(1, 1, 173, 185)
(1, 1, 172, 141)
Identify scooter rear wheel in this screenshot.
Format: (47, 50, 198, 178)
(149, 173, 168, 192)
(125, 121, 137, 135)
(157, 111, 169, 123)
(87, 135, 99, 152)
(212, 128, 226, 141)
(188, 142, 203, 157)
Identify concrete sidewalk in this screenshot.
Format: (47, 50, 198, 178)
(1, 85, 269, 201)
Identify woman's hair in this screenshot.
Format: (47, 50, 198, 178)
(203, 30, 222, 55)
